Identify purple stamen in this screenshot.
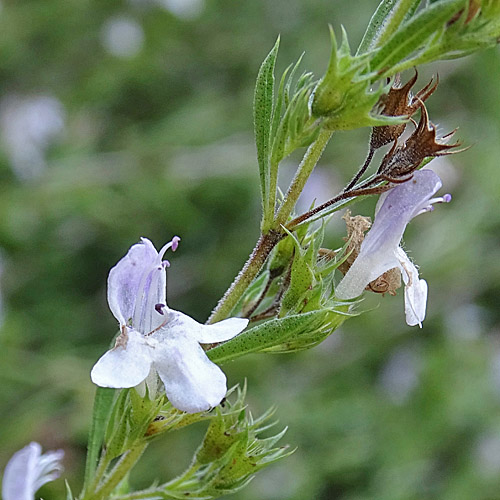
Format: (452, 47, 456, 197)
(162, 260, 170, 268)
(416, 205, 434, 216)
(171, 236, 181, 252)
(428, 194, 452, 205)
(155, 303, 165, 315)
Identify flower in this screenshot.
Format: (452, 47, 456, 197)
(2, 442, 64, 500)
(335, 169, 451, 327)
(91, 237, 249, 413)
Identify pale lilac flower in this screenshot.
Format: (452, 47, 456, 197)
(2, 442, 64, 500)
(335, 169, 451, 327)
(91, 237, 248, 413)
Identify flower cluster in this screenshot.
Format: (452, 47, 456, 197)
(91, 237, 248, 413)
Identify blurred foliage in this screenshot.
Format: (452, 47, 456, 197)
(0, 0, 500, 499)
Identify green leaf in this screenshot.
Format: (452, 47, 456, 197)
(358, 0, 422, 54)
(208, 310, 344, 363)
(105, 390, 131, 460)
(370, 0, 467, 73)
(357, 0, 399, 54)
(83, 387, 115, 493)
(263, 307, 350, 353)
(234, 269, 270, 317)
(254, 36, 280, 224)
(279, 230, 316, 316)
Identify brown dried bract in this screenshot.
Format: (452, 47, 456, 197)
(371, 70, 438, 151)
(337, 210, 372, 275)
(377, 103, 463, 182)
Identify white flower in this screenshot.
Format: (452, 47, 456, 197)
(91, 237, 248, 413)
(2, 442, 64, 500)
(335, 169, 451, 327)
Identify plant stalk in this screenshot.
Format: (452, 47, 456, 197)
(82, 442, 148, 500)
(208, 130, 333, 323)
(207, 230, 284, 323)
(275, 129, 333, 226)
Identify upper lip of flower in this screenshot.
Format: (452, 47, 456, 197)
(107, 236, 180, 336)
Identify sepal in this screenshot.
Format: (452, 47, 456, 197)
(169, 386, 292, 497)
(116, 386, 292, 499)
(104, 389, 164, 460)
(311, 27, 398, 131)
(65, 480, 74, 500)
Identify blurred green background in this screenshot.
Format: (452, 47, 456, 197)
(0, 1, 500, 499)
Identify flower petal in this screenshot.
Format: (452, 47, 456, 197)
(158, 309, 248, 344)
(91, 329, 153, 388)
(335, 248, 400, 299)
(153, 334, 228, 413)
(2, 442, 39, 500)
(396, 248, 428, 327)
(132, 263, 167, 334)
(364, 170, 441, 255)
(107, 238, 160, 325)
(2, 442, 63, 500)
(404, 278, 428, 327)
(195, 317, 249, 343)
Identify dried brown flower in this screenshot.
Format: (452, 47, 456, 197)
(371, 71, 438, 151)
(377, 104, 463, 182)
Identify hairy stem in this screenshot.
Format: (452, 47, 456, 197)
(344, 147, 375, 192)
(83, 442, 148, 500)
(208, 130, 333, 324)
(208, 230, 284, 324)
(286, 185, 388, 230)
(275, 129, 333, 226)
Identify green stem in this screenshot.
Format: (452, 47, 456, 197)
(82, 442, 148, 500)
(264, 157, 279, 231)
(208, 230, 284, 324)
(275, 129, 333, 226)
(113, 463, 200, 500)
(208, 130, 333, 324)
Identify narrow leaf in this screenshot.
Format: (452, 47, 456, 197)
(83, 387, 115, 492)
(208, 311, 332, 363)
(370, 0, 466, 73)
(254, 37, 280, 220)
(357, 0, 399, 54)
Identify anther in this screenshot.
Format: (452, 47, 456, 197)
(171, 236, 181, 251)
(155, 303, 166, 315)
